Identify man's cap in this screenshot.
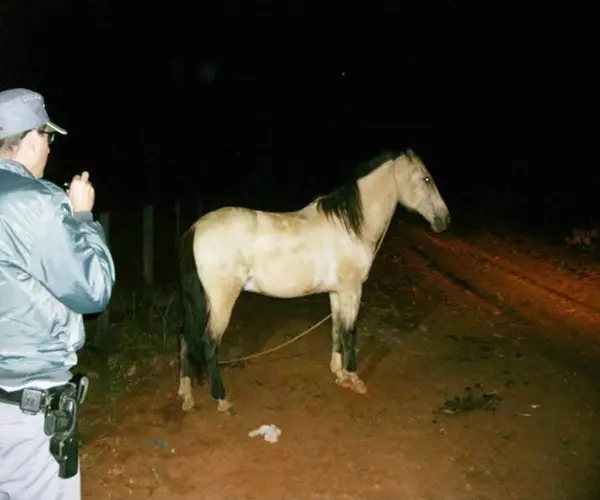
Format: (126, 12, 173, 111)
(0, 88, 67, 140)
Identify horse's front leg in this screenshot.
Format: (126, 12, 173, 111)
(329, 292, 344, 385)
(329, 288, 367, 394)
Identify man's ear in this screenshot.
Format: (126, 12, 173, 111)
(22, 130, 40, 152)
(13, 130, 34, 155)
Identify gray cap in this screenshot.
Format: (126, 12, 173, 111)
(0, 88, 67, 140)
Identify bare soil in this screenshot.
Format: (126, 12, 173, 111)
(78, 213, 600, 500)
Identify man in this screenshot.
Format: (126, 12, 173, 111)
(0, 88, 116, 499)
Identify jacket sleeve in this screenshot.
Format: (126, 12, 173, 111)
(28, 193, 116, 315)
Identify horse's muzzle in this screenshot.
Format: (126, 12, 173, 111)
(432, 213, 450, 233)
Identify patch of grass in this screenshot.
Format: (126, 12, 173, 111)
(433, 385, 502, 420)
(90, 283, 180, 350)
(77, 283, 182, 402)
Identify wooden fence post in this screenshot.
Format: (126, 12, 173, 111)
(143, 205, 154, 287)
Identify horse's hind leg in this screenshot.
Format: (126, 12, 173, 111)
(205, 281, 242, 413)
(178, 334, 196, 411)
(329, 287, 367, 394)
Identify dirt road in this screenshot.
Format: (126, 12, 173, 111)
(80, 215, 600, 500)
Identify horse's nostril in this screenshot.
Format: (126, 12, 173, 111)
(433, 214, 450, 232)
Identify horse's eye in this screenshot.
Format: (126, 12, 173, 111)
(424, 176, 430, 183)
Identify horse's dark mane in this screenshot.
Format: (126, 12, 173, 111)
(316, 150, 401, 238)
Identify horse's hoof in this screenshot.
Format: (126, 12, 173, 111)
(350, 379, 368, 394)
(347, 373, 368, 394)
(335, 374, 368, 394)
(178, 377, 195, 411)
(217, 399, 234, 414)
(181, 396, 196, 412)
(335, 377, 352, 389)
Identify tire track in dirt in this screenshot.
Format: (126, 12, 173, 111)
(433, 231, 600, 314)
(394, 221, 600, 374)
(404, 240, 521, 316)
(400, 223, 600, 324)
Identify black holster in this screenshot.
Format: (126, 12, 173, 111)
(44, 373, 89, 479)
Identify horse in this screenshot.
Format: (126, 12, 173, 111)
(177, 149, 450, 413)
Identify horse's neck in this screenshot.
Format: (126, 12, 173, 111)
(358, 165, 398, 247)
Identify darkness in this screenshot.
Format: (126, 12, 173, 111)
(1, 1, 597, 229)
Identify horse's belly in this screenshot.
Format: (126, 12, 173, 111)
(243, 268, 332, 298)
(243, 236, 336, 297)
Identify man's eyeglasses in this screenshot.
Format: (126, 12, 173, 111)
(38, 130, 56, 144)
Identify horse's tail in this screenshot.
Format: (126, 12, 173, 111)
(179, 225, 209, 369)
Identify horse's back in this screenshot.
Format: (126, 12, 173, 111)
(193, 205, 314, 238)
(192, 206, 258, 235)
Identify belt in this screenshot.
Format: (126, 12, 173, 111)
(0, 385, 66, 414)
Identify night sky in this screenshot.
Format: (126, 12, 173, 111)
(1, 2, 595, 225)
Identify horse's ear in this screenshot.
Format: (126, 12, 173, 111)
(405, 148, 415, 159)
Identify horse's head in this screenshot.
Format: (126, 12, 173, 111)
(391, 149, 450, 233)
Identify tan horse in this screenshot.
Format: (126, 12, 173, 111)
(177, 149, 450, 412)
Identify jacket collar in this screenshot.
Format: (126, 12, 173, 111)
(0, 158, 35, 179)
